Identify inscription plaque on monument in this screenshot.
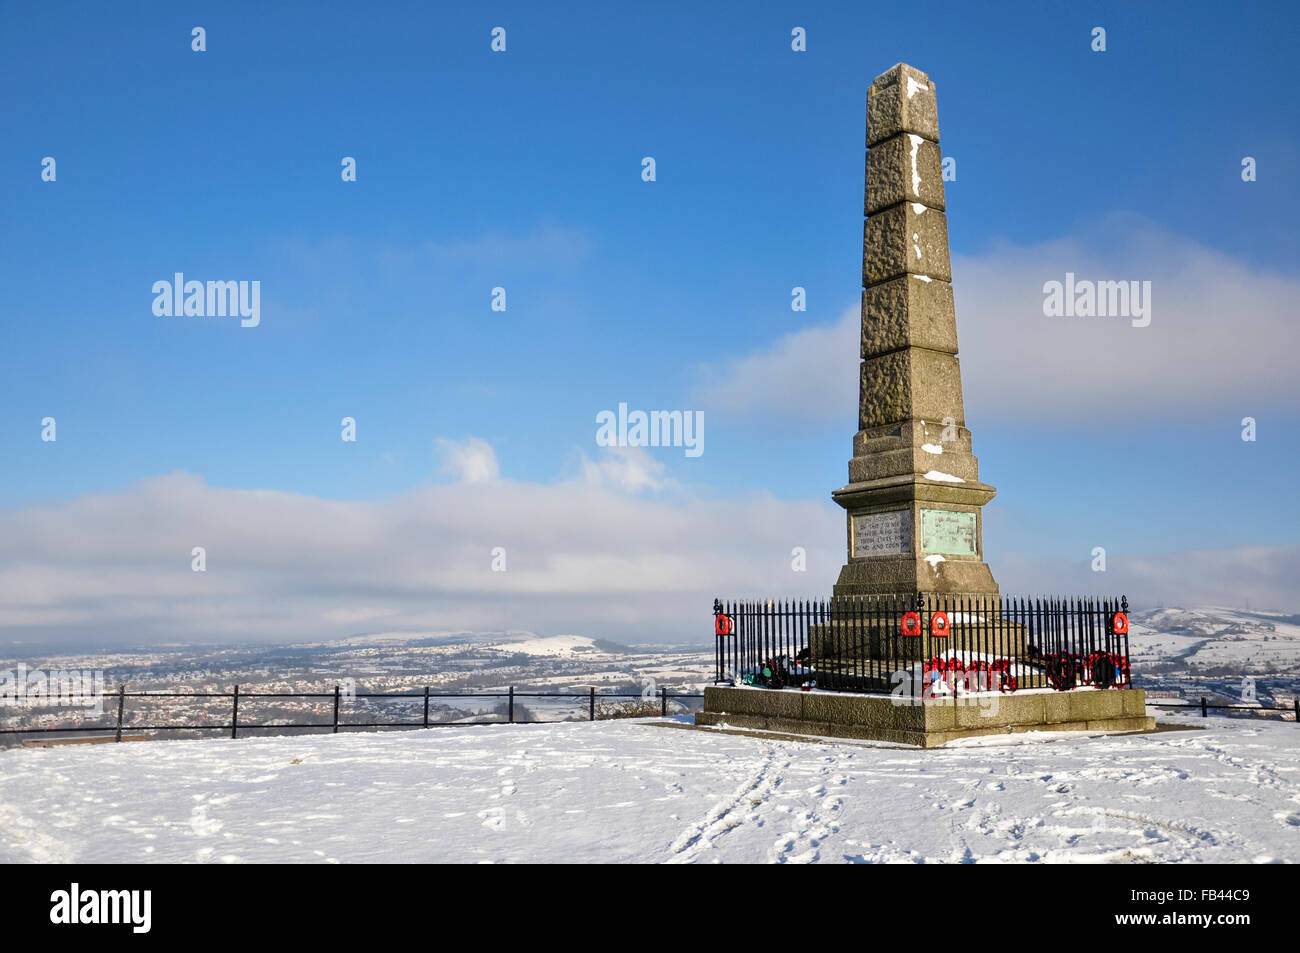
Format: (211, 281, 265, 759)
(920, 508, 978, 556)
(852, 509, 911, 557)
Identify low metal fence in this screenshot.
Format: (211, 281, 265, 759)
(1147, 698, 1300, 722)
(0, 686, 705, 744)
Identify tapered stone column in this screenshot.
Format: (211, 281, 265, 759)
(832, 63, 1000, 598)
(697, 64, 1154, 740)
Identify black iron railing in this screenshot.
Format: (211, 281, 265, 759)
(1148, 697, 1300, 722)
(0, 686, 705, 745)
(712, 594, 1132, 697)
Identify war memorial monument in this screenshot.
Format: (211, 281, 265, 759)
(696, 64, 1155, 746)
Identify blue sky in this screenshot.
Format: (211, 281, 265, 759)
(1, 1, 1298, 645)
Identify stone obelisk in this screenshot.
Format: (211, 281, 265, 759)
(832, 63, 1000, 598)
(698, 66, 1153, 744)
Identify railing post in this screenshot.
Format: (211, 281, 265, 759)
(713, 598, 723, 683)
(914, 591, 924, 700)
(508, 686, 514, 724)
(661, 686, 667, 718)
(1201, 696, 1208, 718)
(589, 686, 595, 721)
(231, 685, 239, 739)
(423, 686, 430, 728)
(332, 684, 341, 733)
(115, 684, 125, 742)
(1294, 697, 1298, 724)
(1121, 595, 1130, 685)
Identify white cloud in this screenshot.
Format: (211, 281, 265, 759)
(436, 437, 500, 484)
(956, 214, 1300, 422)
(696, 306, 858, 424)
(577, 446, 675, 493)
(0, 471, 841, 649)
(992, 544, 1300, 614)
(697, 215, 1300, 424)
(0, 468, 1293, 650)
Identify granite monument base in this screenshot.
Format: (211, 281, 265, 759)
(694, 685, 1155, 748)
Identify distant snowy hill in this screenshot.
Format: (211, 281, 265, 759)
(1131, 606, 1300, 676)
(2, 716, 1298, 863)
(281, 630, 634, 657)
(485, 634, 605, 657)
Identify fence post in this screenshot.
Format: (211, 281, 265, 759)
(231, 685, 239, 739)
(713, 598, 723, 684)
(508, 686, 514, 724)
(1201, 696, 1207, 718)
(589, 686, 595, 721)
(115, 684, 125, 742)
(423, 686, 430, 728)
(661, 686, 667, 718)
(332, 684, 341, 733)
(1294, 697, 1298, 724)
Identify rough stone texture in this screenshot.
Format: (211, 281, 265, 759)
(834, 63, 1002, 603)
(1122, 691, 1148, 717)
(847, 445, 979, 483)
(863, 203, 952, 285)
(860, 347, 965, 430)
(853, 419, 974, 459)
(862, 276, 958, 358)
(696, 686, 1156, 748)
(866, 133, 946, 215)
(1043, 692, 1071, 724)
(694, 711, 925, 746)
(833, 556, 999, 596)
(867, 63, 940, 147)
(832, 474, 997, 511)
(1069, 690, 1121, 721)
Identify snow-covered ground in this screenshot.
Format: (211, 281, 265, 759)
(2, 715, 1298, 863)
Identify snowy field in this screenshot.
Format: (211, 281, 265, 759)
(1, 716, 1298, 863)
(1132, 607, 1300, 674)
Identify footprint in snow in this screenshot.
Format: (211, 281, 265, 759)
(190, 805, 223, 837)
